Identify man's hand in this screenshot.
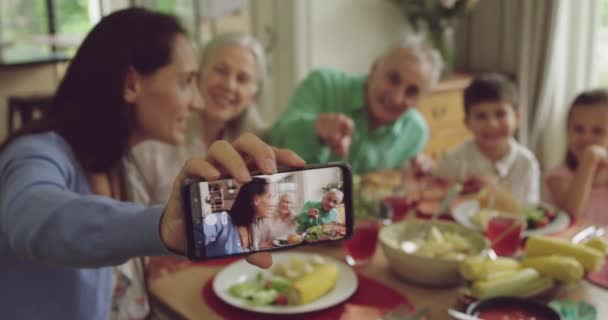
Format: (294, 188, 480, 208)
(308, 208, 320, 219)
(407, 154, 435, 178)
(315, 113, 355, 157)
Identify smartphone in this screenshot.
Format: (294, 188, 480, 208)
(181, 162, 353, 261)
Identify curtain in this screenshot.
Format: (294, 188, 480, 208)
(534, 1, 599, 170)
(455, 0, 600, 170)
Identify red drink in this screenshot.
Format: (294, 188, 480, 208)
(384, 197, 414, 222)
(343, 219, 381, 266)
(487, 216, 523, 256)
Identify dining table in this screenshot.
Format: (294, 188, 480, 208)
(148, 222, 608, 320)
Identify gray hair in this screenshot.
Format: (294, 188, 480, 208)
(200, 32, 269, 139)
(327, 188, 344, 203)
(388, 35, 443, 91)
(279, 192, 295, 201)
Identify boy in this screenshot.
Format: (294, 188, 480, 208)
(437, 73, 540, 205)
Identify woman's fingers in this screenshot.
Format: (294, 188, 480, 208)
(161, 157, 222, 252)
(232, 133, 277, 175)
(245, 252, 273, 269)
(206, 140, 252, 184)
(272, 147, 306, 168)
(174, 157, 221, 190)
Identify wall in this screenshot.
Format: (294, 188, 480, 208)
(301, 167, 342, 204)
(0, 64, 64, 141)
(259, 0, 407, 122)
(306, 0, 406, 75)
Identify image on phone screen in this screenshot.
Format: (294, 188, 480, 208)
(186, 165, 350, 259)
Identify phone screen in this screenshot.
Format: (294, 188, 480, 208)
(183, 164, 352, 260)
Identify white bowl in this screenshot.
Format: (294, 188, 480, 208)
(379, 219, 488, 287)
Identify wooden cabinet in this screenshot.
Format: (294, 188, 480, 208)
(418, 74, 472, 161)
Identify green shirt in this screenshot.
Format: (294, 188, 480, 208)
(296, 201, 339, 233)
(266, 68, 429, 174)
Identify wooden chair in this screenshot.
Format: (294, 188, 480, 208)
(7, 95, 53, 134)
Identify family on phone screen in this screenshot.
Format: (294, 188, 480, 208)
(201, 177, 345, 257)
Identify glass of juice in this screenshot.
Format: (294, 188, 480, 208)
(384, 196, 416, 222)
(343, 217, 382, 267)
(487, 213, 525, 256)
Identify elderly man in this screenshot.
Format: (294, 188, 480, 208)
(296, 189, 343, 233)
(267, 36, 442, 174)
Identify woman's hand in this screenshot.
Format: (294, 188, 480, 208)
(160, 133, 305, 268)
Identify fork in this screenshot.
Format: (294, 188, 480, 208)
(379, 305, 429, 320)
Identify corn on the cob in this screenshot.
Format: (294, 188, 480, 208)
(521, 255, 584, 283)
(583, 237, 608, 254)
(525, 235, 605, 272)
(459, 256, 520, 281)
(471, 268, 554, 299)
(483, 269, 520, 281)
(286, 263, 339, 305)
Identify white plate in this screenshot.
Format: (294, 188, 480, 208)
(272, 235, 304, 247)
(451, 200, 571, 237)
(212, 252, 358, 314)
(451, 199, 482, 231)
(272, 238, 290, 247)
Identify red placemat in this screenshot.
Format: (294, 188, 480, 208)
(587, 257, 608, 289)
(201, 272, 413, 320)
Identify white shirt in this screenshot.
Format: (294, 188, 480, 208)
(437, 138, 540, 204)
(265, 211, 298, 241)
(128, 118, 208, 205)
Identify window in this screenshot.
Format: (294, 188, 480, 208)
(139, 0, 196, 37)
(0, 0, 94, 64)
(0, 0, 252, 65)
(597, 0, 608, 86)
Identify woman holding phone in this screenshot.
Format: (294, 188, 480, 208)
(0, 8, 304, 320)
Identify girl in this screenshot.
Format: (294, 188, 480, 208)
(545, 89, 608, 225)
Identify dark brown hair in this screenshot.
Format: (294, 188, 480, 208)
(229, 178, 270, 226)
(464, 73, 518, 116)
(565, 89, 608, 170)
(1, 8, 186, 172)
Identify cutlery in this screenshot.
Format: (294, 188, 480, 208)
(447, 308, 482, 320)
(428, 183, 462, 224)
(379, 305, 429, 320)
(571, 225, 605, 244)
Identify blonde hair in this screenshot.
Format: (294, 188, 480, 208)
(200, 33, 269, 139)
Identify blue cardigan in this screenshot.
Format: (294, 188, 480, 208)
(0, 132, 170, 320)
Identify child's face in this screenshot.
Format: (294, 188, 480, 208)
(465, 101, 519, 153)
(567, 104, 608, 160)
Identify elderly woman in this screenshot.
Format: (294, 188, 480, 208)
(267, 35, 442, 174)
(129, 32, 268, 205)
(263, 192, 298, 242)
(296, 189, 343, 233)
(111, 33, 266, 317)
